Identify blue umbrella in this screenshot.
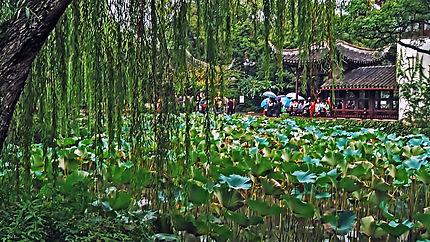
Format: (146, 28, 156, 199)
(276, 95, 286, 101)
(261, 98, 269, 108)
(281, 97, 291, 109)
(263, 91, 276, 98)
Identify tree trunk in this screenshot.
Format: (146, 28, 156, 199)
(0, 0, 72, 153)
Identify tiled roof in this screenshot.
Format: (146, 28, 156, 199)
(320, 65, 397, 90)
(270, 41, 390, 66)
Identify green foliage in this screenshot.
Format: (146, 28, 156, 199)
(398, 55, 430, 136)
(336, 0, 430, 50)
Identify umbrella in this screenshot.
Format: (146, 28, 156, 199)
(276, 94, 286, 100)
(263, 91, 276, 98)
(286, 92, 305, 101)
(260, 98, 270, 108)
(281, 97, 291, 108)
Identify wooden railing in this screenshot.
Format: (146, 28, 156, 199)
(331, 109, 398, 120)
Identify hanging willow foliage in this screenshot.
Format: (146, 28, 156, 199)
(1, 0, 344, 219)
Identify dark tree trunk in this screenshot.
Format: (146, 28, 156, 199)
(0, 0, 72, 152)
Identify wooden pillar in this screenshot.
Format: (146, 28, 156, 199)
(295, 70, 300, 101)
(389, 90, 394, 110)
(342, 90, 346, 115)
(369, 90, 375, 119)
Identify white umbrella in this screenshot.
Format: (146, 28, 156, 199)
(286, 92, 305, 101)
(263, 91, 276, 98)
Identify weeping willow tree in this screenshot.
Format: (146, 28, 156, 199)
(0, 0, 348, 239)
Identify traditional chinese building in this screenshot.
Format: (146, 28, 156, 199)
(272, 40, 399, 119)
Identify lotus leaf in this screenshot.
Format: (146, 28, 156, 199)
(415, 168, 430, 184)
(322, 151, 343, 166)
(414, 213, 430, 230)
(404, 155, 428, 170)
(283, 195, 314, 218)
(360, 216, 387, 238)
(149, 233, 179, 242)
(220, 174, 252, 190)
(189, 183, 210, 205)
(378, 220, 413, 237)
(329, 210, 357, 236)
(173, 214, 197, 234)
(292, 171, 317, 184)
(380, 201, 396, 221)
(261, 177, 284, 195)
(109, 191, 131, 210)
(213, 185, 244, 211)
(210, 224, 233, 242)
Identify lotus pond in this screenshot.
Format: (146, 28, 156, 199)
(1, 114, 430, 241)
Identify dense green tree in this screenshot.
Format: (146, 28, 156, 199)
(337, 0, 430, 54)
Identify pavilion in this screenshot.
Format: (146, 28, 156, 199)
(271, 40, 399, 119)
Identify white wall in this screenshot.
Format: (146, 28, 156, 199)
(397, 38, 430, 120)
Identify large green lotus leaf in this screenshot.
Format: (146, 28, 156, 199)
(149, 233, 179, 242)
(281, 149, 301, 163)
(360, 216, 387, 238)
(378, 220, 413, 237)
(173, 214, 197, 234)
(65, 170, 90, 186)
(220, 174, 252, 190)
(393, 167, 409, 186)
(371, 176, 391, 192)
(415, 168, 430, 184)
(249, 215, 264, 225)
(210, 150, 223, 165)
(191, 166, 208, 184)
(292, 171, 317, 184)
(213, 185, 244, 211)
(189, 183, 210, 205)
(109, 191, 131, 210)
(403, 146, 425, 159)
(57, 137, 78, 147)
(252, 155, 272, 176)
(231, 148, 243, 162)
(322, 151, 344, 167)
(343, 148, 361, 161)
(261, 177, 283, 195)
(241, 133, 253, 143)
(302, 156, 321, 166)
(248, 199, 269, 214)
(404, 155, 428, 170)
(283, 195, 314, 219)
(133, 168, 152, 188)
(272, 150, 283, 162)
(193, 220, 210, 235)
(414, 213, 430, 230)
(316, 169, 339, 186)
(247, 199, 283, 216)
(223, 126, 234, 135)
(339, 177, 361, 192)
(379, 201, 396, 221)
(255, 137, 269, 149)
(210, 224, 232, 242)
(281, 162, 299, 174)
(220, 166, 246, 176)
(225, 210, 249, 226)
(315, 192, 331, 199)
(408, 138, 424, 146)
(348, 162, 372, 179)
(330, 210, 357, 236)
(231, 131, 243, 140)
(336, 138, 349, 150)
(368, 190, 391, 205)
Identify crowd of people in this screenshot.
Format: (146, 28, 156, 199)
(196, 92, 237, 115)
(264, 97, 331, 118)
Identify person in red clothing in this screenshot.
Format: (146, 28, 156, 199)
(310, 99, 316, 118)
